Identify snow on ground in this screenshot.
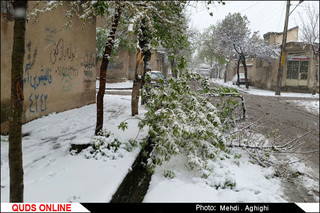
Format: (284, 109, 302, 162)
(286, 100, 320, 115)
(96, 80, 133, 89)
(211, 78, 320, 99)
(1, 95, 146, 202)
(1, 88, 317, 203)
(144, 151, 285, 202)
(287, 157, 320, 202)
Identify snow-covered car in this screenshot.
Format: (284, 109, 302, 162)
(146, 71, 166, 87)
(198, 69, 211, 78)
(232, 73, 250, 85)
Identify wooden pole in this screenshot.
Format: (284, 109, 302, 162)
(275, 0, 290, 95)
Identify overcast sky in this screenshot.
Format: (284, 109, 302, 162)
(187, 1, 319, 40)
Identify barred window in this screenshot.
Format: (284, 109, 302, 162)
(287, 61, 299, 79)
(286, 60, 308, 80)
(300, 61, 308, 80)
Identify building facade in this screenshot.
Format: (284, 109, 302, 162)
(1, 2, 97, 134)
(226, 26, 319, 93)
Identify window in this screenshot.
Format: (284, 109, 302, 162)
(286, 61, 299, 79)
(300, 61, 308, 80)
(286, 57, 309, 80)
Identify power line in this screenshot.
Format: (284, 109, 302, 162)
(277, 2, 286, 32)
(253, 3, 284, 29)
(240, 2, 261, 13)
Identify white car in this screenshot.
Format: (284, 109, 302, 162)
(232, 73, 249, 85)
(146, 71, 166, 87)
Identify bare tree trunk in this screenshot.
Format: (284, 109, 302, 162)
(131, 50, 143, 116)
(139, 18, 152, 106)
(236, 57, 241, 87)
(312, 46, 319, 95)
(95, 3, 123, 135)
(241, 54, 249, 89)
(9, 0, 28, 202)
(224, 62, 228, 83)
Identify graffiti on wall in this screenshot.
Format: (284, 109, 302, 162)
(55, 66, 78, 92)
(29, 93, 48, 113)
(44, 27, 57, 46)
(81, 50, 95, 79)
(23, 41, 51, 114)
(50, 38, 76, 64)
(24, 66, 52, 90)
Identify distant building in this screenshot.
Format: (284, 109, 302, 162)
(263, 26, 299, 45)
(225, 26, 319, 93)
(96, 16, 170, 83)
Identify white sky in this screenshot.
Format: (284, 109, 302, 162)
(187, 1, 320, 39)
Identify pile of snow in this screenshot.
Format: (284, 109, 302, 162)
(288, 100, 319, 115)
(1, 95, 146, 202)
(144, 150, 285, 202)
(287, 157, 320, 202)
(211, 78, 319, 99)
(1, 94, 317, 202)
(96, 80, 133, 89)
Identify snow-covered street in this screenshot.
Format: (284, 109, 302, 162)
(1, 95, 146, 202)
(1, 91, 318, 203)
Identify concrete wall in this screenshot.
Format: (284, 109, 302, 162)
(238, 42, 319, 93)
(150, 51, 170, 78)
(95, 15, 169, 82)
(1, 2, 96, 134)
(281, 42, 319, 92)
(263, 27, 299, 45)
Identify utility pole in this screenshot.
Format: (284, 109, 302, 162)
(275, 0, 290, 95)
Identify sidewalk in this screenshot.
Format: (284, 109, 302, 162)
(96, 80, 133, 95)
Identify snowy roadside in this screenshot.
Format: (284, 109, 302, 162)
(1, 95, 147, 202)
(96, 80, 133, 89)
(285, 100, 319, 115)
(211, 78, 319, 99)
(144, 151, 285, 202)
(211, 78, 319, 115)
(1, 93, 318, 202)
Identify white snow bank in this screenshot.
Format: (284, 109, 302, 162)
(144, 150, 286, 202)
(1, 95, 146, 202)
(211, 78, 319, 99)
(287, 100, 319, 115)
(96, 80, 133, 89)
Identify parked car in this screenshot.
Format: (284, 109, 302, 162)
(146, 71, 166, 87)
(198, 69, 211, 78)
(232, 73, 250, 85)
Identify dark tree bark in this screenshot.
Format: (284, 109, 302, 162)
(131, 17, 152, 113)
(138, 18, 152, 106)
(224, 62, 228, 83)
(233, 44, 249, 89)
(131, 50, 143, 116)
(241, 54, 249, 89)
(95, 3, 123, 135)
(9, 0, 28, 203)
(236, 57, 241, 86)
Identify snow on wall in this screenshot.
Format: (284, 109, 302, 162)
(1, 2, 96, 134)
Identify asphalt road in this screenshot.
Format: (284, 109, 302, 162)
(240, 92, 319, 202)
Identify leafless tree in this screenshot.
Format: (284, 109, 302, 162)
(298, 3, 319, 44)
(297, 3, 319, 95)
